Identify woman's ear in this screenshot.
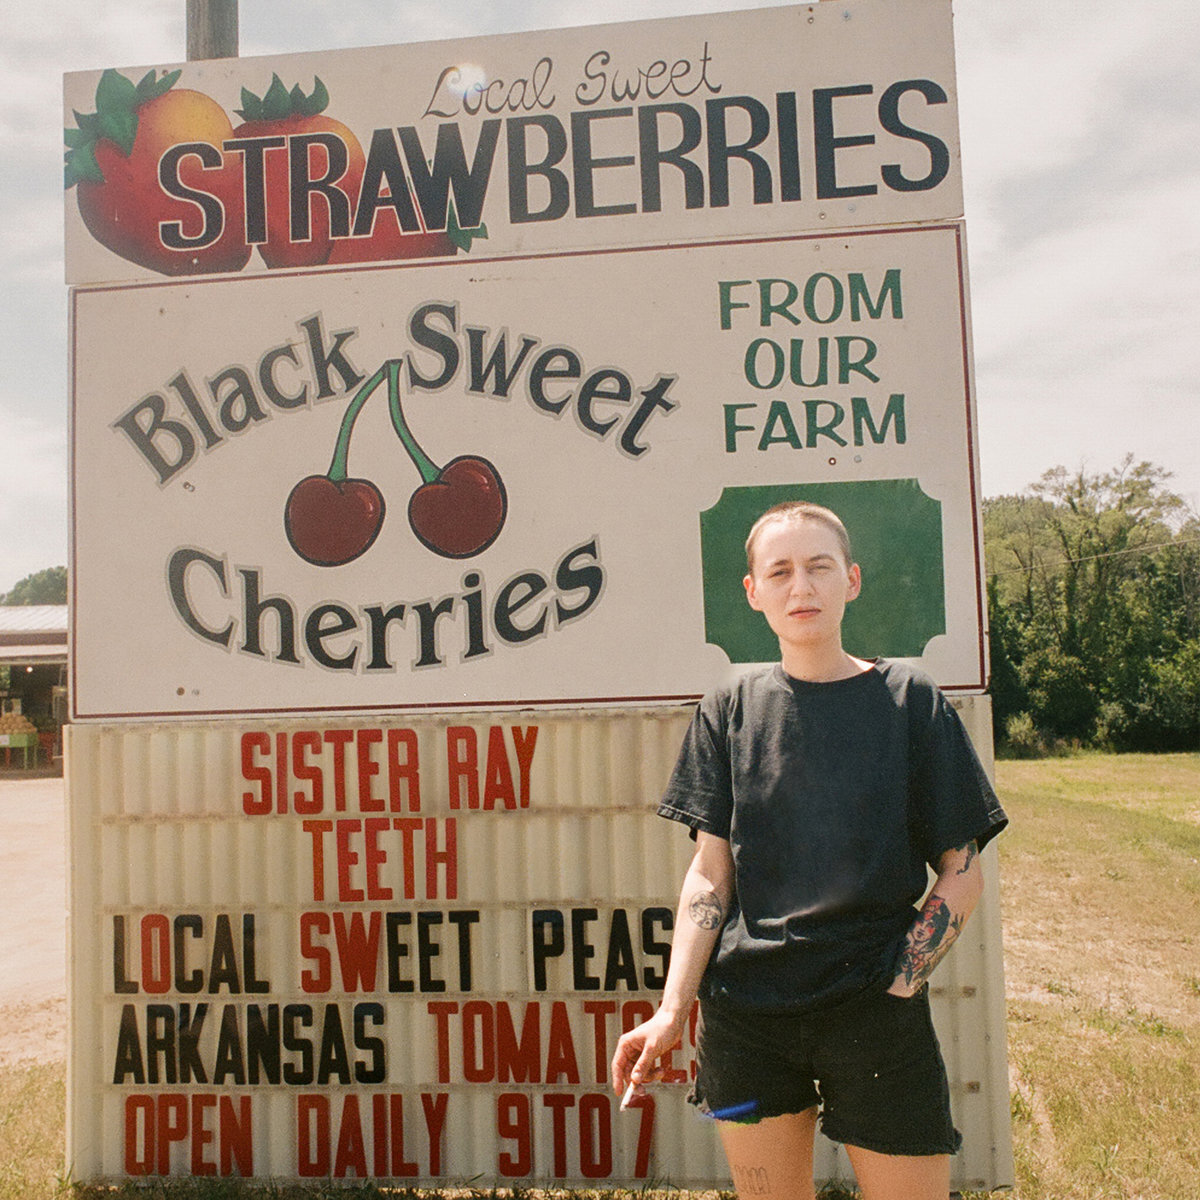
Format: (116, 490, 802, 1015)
(743, 573, 763, 611)
(846, 563, 862, 602)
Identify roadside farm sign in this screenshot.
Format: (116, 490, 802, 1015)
(64, 7, 1011, 1185)
(67, 0, 984, 718)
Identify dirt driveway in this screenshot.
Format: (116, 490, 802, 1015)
(0, 775, 67, 1065)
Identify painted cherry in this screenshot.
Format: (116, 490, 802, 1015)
(384, 361, 508, 558)
(284, 364, 388, 566)
(285, 475, 385, 566)
(408, 455, 508, 558)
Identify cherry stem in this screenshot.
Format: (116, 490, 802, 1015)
(385, 359, 442, 485)
(328, 363, 388, 484)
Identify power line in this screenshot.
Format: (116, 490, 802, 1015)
(988, 534, 1200, 577)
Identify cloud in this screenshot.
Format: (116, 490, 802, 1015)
(956, 0, 1199, 251)
(0, 412, 67, 593)
(2, 0, 1199, 593)
(953, 0, 1200, 499)
(237, 0, 791, 55)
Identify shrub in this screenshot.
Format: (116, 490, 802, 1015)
(1093, 700, 1129, 749)
(1003, 711, 1045, 758)
(1019, 647, 1097, 741)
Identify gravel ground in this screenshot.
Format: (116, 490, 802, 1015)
(0, 775, 67, 1066)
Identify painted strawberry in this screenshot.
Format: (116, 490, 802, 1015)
(325, 212, 456, 265)
(230, 75, 366, 269)
(327, 198, 485, 265)
(65, 69, 251, 276)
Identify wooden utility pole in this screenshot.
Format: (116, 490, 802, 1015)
(186, 0, 238, 60)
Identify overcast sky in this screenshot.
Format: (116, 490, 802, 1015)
(1, 0, 1197, 594)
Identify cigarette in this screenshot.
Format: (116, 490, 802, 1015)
(620, 1081, 638, 1111)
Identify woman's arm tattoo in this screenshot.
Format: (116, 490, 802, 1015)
(955, 840, 979, 875)
(688, 890, 724, 930)
(894, 841, 980, 990)
(897, 893, 964, 988)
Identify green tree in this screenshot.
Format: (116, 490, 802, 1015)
(1128, 639, 1200, 749)
(984, 457, 1197, 749)
(1028, 459, 1185, 667)
(984, 574, 1027, 733)
(0, 566, 67, 605)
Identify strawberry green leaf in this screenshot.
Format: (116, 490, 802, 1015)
(95, 68, 138, 114)
(65, 65, 180, 182)
(289, 77, 329, 118)
(152, 69, 181, 97)
(98, 106, 138, 156)
(262, 73, 292, 121)
(135, 68, 180, 103)
(237, 74, 332, 122)
(64, 142, 104, 188)
(64, 110, 107, 187)
(295, 87, 320, 117)
(235, 86, 264, 122)
(73, 110, 101, 138)
(446, 202, 487, 253)
(305, 77, 330, 117)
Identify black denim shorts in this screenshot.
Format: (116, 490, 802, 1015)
(690, 985, 962, 1157)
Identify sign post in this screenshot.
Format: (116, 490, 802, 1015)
(65, 2, 1011, 1187)
(187, 0, 238, 61)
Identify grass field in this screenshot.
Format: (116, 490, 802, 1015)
(2, 752, 1198, 1199)
(993, 753, 1200, 1199)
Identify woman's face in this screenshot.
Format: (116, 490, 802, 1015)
(743, 517, 861, 651)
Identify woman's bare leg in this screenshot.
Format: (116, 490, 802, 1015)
(844, 1144, 950, 1200)
(717, 1107, 820, 1200)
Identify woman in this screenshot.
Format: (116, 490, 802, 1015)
(611, 501, 1007, 1200)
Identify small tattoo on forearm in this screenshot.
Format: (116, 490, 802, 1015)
(955, 840, 979, 875)
(732, 1164, 771, 1195)
(689, 890, 724, 930)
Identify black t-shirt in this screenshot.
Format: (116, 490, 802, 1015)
(658, 659, 1008, 1012)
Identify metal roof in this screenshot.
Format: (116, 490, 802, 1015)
(0, 606, 68, 663)
(0, 605, 68, 636)
(0, 643, 67, 664)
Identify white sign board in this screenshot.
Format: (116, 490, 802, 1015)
(64, 0, 961, 286)
(65, 3, 1011, 1191)
(67, 708, 1011, 1190)
(72, 222, 985, 717)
